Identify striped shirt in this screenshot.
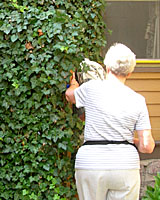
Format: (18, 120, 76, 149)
(74, 77, 151, 170)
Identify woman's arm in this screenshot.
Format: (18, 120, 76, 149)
(134, 129, 155, 153)
(65, 72, 79, 104)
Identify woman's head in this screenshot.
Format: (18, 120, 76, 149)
(104, 43, 136, 77)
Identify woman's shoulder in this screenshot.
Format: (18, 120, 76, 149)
(124, 85, 145, 102)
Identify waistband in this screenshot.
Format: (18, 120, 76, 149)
(83, 140, 137, 149)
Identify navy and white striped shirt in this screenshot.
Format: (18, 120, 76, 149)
(74, 77, 151, 170)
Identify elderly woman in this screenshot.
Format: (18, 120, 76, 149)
(65, 43, 155, 200)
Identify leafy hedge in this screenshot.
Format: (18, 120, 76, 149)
(0, 0, 106, 199)
(142, 173, 160, 200)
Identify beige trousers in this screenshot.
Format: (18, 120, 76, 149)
(75, 169, 140, 200)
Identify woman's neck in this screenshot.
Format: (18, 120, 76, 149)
(108, 71, 127, 84)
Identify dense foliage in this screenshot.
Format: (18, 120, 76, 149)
(142, 173, 160, 200)
(0, 0, 106, 199)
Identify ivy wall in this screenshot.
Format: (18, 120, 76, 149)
(0, 0, 106, 199)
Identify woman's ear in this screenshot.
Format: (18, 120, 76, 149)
(106, 67, 110, 74)
(127, 73, 131, 78)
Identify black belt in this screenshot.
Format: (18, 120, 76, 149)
(83, 140, 137, 149)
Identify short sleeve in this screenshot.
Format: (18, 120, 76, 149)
(135, 99, 151, 130)
(74, 83, 87, 108)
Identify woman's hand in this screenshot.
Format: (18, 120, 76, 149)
(70, 72, 79, 87)
(65, 72, 79, 104)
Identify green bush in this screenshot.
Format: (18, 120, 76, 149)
(0, 0, 106, 199)
(142, 173, 160, 200)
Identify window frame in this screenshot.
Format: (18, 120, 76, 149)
(136, 60, 160, 72)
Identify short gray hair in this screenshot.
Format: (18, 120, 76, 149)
(104, 43, 136, 77)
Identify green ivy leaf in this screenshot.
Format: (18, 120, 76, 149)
(43, 164, 50, 171)
(11, 34, 18, 42)
(22, 189, 29, 196)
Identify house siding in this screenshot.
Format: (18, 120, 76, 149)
(126, 70, 160, 199)
(126, 72, 160, 141)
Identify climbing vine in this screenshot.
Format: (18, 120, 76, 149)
(0, 0, 106, 199)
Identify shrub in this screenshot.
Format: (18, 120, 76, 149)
(0, 0, 106, 199)
(142, 173, 160, 200)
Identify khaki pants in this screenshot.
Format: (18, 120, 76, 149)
(75, 169, 140, 200)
